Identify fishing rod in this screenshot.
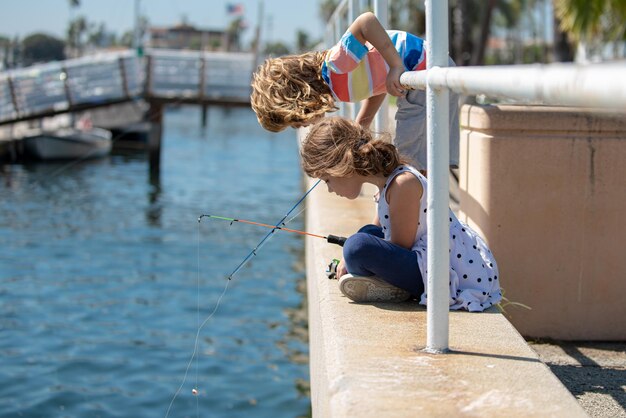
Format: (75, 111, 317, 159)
(167, 179, 328, 415)
(198, 214, 347, 247)
(199, 179, 323, 281)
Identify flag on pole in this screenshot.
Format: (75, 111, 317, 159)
(227, 3, 244, 16)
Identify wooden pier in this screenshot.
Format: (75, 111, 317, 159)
(0, 49, 254, 174)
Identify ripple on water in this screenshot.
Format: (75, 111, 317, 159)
(0, 107, 310, 418)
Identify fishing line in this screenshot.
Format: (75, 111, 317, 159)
(165, 179, 322, 417)
(195, 212, 201, 414)
(285, 206, 307, 225)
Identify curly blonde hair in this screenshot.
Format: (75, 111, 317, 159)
(250, 51, 337, 132)
(301, 117, 407, 179)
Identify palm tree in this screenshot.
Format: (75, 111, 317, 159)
(226, 18, 247, 52)
(296, 30, 310, 53)
(67, 16, 87, 56)
(68, 0, 82, 57)
(319, 0, 339, 22)
(470, 0, 498, 65)
(389, 0, 425, 36)
(451, 0, 511, 66)
(553, 0, 626, 61)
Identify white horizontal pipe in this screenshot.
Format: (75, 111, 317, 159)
(400, 63, 626, 110)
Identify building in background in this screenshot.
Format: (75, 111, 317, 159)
(148, 22, 229, 51)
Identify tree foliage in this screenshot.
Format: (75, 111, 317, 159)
(319, 0, 339, 22)
(67, 16, 88, 51)
(226, 17, 247, 51)
(554, 0, 626, 42)
(389, 0, 425, 36)
(264, 41, 290, 56)
(22, 33, 65, 65)
(87, 23, 117, 48)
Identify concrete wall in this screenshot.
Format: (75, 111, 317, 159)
(304, 171, 588, 417)
(458, 104, 626, 340)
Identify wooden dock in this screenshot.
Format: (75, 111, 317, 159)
(0, 49, 253, 125)
(0, 49, 255, 174)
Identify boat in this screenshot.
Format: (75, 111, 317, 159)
(22, 127, 112, 160)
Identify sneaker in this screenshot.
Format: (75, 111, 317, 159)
(338, 274, 411, 303)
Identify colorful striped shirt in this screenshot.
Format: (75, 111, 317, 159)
(321, 30, 427, 103)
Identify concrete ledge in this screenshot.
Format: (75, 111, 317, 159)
(459, 104, 626, 340)
(304, 176, 588, 417)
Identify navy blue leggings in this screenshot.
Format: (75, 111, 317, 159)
(342, 224, 424, 297)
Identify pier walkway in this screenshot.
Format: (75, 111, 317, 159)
(302, 170, 587, 417)
(300, 101, 626, 417)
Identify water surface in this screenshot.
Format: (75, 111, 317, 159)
(0, 106, 310, 418)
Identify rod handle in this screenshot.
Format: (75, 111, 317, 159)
(326, 235, 347, 247)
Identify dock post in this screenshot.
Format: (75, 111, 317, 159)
(7, 76, 20, 119)
(118, 56, 131, 99)
(201, 104, 208, 129)
(199, 55, 208, 130)
(148, 101, 163, 180)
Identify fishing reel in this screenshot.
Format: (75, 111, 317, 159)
(323, 236, 345, 280)
(325, 258, 340, 280)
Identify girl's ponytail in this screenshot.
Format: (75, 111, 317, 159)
(355, 139, 403, 177)
(301, 117, 408, 179)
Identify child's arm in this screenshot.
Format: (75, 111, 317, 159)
(348, 12, 405, 97)
(386, 173, 423, 249)
(356, 94, 386, 128)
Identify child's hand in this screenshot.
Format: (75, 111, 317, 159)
(386, 65, 406, 97)
(337, 259, 348, 278)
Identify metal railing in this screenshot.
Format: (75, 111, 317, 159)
(401, 62, 626, 108)
(404, 0, 626, 353)
(326, 0, 626, 353)
(324, 0, 390, 132)
(145, 49, 254, 102)
(0, 51, 142, 123)
(0, 49, 254, 125)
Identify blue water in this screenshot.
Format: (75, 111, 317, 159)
(0, 107, 311, 417)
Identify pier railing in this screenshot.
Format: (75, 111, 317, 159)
(0, 51, 142, 124)
(325, 0, 390, 132)
(408, 0, 626, 353)
(0, 49, 254, 126)
(145, 49, 254, 104)
(325, 0, 626, 353)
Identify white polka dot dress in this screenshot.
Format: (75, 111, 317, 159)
(377, 165, 502, 312)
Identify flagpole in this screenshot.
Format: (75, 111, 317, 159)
(253, 0, 264, 66)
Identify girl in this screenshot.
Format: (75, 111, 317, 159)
(251, 12, 460, 172)
(301, 117, 501, 312)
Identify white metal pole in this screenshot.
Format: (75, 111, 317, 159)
(348, 0, 359, 120)
(330, 18, 345, 117)
(373, 0, 389, 133)
(425, 0, 450, 353)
